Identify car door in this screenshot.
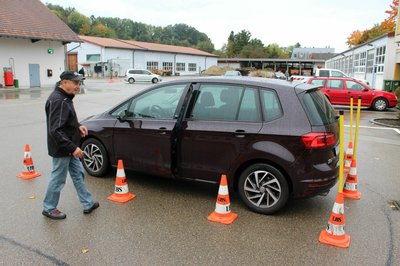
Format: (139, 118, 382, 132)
(344, 80, 373, 106)
(141, 70, 152, 82)
(112, 84, 188, 177)
(325, 79, 346, 105)
(178, 83, 263, 182)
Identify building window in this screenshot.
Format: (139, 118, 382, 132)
(162, 62, 173, 70)
(354, 53, 360, 73)
(366, 51, 374, 73)
(87, 54, 100, 61)
(375, 46, 385, 73)
(359, 52, 366, 73)
(188, 63, 196, 72)
(176, 63, 185, 71)
(147, 61, 158, 70)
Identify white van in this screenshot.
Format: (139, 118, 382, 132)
(124, 69, 162, 84)
(291, 68, 369, 85)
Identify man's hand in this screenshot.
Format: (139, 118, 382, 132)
(79, 125, 88, 137)
(72, 147, 84, 158)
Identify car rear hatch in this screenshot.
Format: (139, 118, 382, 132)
(294, 84, 340, 195)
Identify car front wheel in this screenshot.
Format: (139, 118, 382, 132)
(372, 98, 388, 111)
(238, 163, 289, 214)
(82, 138, 109, 177)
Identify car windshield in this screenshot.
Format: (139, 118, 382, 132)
(300, 89, 337, 126)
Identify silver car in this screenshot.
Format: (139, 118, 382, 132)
(124, 69, 162, 84)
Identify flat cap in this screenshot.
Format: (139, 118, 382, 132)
(60, 71, 81, 81)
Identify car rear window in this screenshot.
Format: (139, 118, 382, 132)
(299, 89, 337, 126)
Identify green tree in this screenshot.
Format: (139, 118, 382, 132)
(196, 39, 215, 53)
(90, 24, 116, 38)
(265, 43, 287, 58)
(67, 12, 90, 34)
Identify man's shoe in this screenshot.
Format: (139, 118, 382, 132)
(83, 201, 99, 214)
(42, 209, 66, 219)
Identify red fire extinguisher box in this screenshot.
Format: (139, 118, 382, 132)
(3, 68, 13, 86)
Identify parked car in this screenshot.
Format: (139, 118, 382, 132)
(124, 69, 161, 84)
(307, 77, 398, 111)
(80, 77, 339, 214)
(274, 72, 287, 80)
(224, 70, 242, 76)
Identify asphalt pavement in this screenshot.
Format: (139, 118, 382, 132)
(0, 77, 399, 265)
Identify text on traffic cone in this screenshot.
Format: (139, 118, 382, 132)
(319, 192, 350, 248)
(343, 159, 361, 200)
(207, 174, 238, 225)
(344, 141, 353, 173)
(107, 160, 136, 203)
(17, 144, 41, 179)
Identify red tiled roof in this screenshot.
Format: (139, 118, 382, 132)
(122, 40, 218, 57)
(78, 35, 145, 50)
(78, 35, 217, 57)
(0, 0, 80, 42)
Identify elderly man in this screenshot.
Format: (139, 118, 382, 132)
(42, 71, 99, 219)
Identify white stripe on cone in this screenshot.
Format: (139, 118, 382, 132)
(326, 222, 346, 235)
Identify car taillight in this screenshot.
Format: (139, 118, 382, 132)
(301, 133, 336, 148)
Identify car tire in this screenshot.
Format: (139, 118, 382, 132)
(82, 138, 110, 177)
(152, 78, 158, 83)
(128, 78, 135, 84)
(372, 98, 388, 111)
(238, 163, 289, 214)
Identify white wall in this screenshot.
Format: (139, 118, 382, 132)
(1, 38, 66, 88)
(133, 51, 217, 75)
(68, 41, 218, 76)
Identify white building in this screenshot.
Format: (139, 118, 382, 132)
(0, 0, 80, 88)
(67, 36, 218, 77)
(325, 32, 398, 90)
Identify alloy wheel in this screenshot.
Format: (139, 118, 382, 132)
(83, 143, 104, 174)
(243, 170, 281, 208)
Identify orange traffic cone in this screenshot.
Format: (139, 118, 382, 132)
(107, 160, 136, 203)
(208, 174, 238, 225)
(344, 141, 353, 173)
(17, 144, 41, 179)
(319, 192, 350, 248)
(343, 159, 361, 200)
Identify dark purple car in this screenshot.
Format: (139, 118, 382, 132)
(80, 77, 339, 214)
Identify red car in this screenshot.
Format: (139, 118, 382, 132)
(307, 77, 398, 111)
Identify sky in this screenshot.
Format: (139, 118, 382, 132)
(40, 0, 394, 53)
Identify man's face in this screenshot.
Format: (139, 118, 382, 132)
(61, 79, 80, 95)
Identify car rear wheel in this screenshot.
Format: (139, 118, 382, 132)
(238, 163, 289, 214)
(82, 138, 109, 177)
(372, 98, 388, 111)
(128, 78, 135, 84)
(152, 78, 159, 83)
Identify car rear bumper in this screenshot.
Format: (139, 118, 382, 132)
(291, 151, 339, 198)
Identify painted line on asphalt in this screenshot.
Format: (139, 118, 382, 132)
(344, 125, 400, 135)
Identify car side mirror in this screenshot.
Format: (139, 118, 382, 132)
(117, 110, 133, 122)
(363, 88, 369, 92)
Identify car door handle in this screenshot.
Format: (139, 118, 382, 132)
(158, 127, 167, 135)
(234, 129, 246, 138)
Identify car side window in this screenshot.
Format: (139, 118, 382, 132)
(328, 80, 344, 90)
(191, 85, 260, 122)
(260, 89, 282, 122)
(127, 85, 186, 119)
(346, 80, 364, 91)
(331, 71, 345, 77)
(310, 79, 326, 87)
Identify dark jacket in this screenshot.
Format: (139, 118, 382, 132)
(45, 86, 80, 157)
